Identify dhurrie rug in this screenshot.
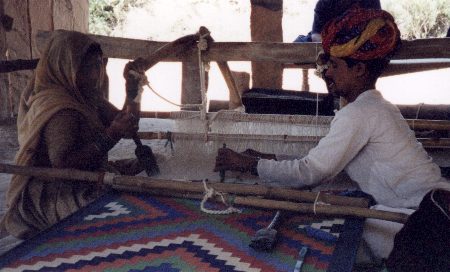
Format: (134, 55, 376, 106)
(0, 191, 364, 272)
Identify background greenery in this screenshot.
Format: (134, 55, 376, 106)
(89, 0, 450, 39)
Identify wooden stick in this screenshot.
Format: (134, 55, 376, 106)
(137, 131, 322, 143)
(0, 163, 368, 208)
(406, 119, 450, 131)
(283, 61, 450, 77)
(140, 111, 173, 119)
(136, 131, 450, 149)
(139, 34, 199, 72)
(417, 138, 450, 149)
(232, 196, 408, 224)
(382, 61, 450, 77)
(139, 110, 450, 132)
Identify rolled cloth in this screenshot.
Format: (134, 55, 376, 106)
(321, 8, 401, 60)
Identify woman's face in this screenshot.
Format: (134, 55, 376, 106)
(76, 51, 105, 102)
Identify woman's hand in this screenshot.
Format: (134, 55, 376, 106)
(124, 58, 148, 101)
(106, 111, 139, 141)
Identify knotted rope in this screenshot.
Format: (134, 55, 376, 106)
(200, 179, 242, 215)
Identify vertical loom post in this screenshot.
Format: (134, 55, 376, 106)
(220, 143, 226, 182)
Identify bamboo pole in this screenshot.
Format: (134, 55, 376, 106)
(0, 163, 411, 223)
(115, 186, 409, 224)
(0, 163, 412, 223)
(0, 163, 369, 207)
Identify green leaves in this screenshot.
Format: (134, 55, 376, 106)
(89, 0, 146, 35)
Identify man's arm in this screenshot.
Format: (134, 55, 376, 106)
(257, 109, 372, 187)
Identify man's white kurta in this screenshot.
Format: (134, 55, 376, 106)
(257, 90, 450, 208)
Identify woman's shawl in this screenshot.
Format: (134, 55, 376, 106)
(5, 30, 107, 209)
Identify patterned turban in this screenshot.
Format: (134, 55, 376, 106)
(321, 8, 401, 60)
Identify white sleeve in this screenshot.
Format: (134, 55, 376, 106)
(257, 109, 372, 187)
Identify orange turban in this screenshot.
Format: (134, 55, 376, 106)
(321, 8, 401, 60)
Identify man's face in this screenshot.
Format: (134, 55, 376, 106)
(323, 56, 358, 99)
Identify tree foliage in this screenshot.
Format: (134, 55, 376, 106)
(89, 0, 146, 35)
(384, 0, 450, 39)
(89, 0, 450, 39)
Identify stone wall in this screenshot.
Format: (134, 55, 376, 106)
(0, 0, 89, 120)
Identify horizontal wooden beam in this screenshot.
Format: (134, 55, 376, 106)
(0, 59, 39, 73)
(36, 31, 450, 63)
(36, 31, 171, 60)
(137, 130, 450, 149)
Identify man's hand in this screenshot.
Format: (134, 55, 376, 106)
(241, 149, 276, 160)
(106, 111, 139, 141)
(214, 147, 259, 174)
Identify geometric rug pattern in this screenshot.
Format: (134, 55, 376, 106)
(0, 191, 364, 272)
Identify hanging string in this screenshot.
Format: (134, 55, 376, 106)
(313, 191, 330, 215)
(314, 43, 320, 144)
(200, 179, 242, 215)
(430, 189, 450, 221)
(144, 82, 201, 109)
(197, 33, 210, 121)
(411, 102, 424, 131)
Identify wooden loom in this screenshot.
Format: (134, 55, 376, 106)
(33, 30, 450, 183)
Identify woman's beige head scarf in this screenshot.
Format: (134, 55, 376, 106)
(6, 30, 107, 208)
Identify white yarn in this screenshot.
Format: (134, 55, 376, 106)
(200, 180, 242, 215)
(128, 70, 148, 103)
(313, 191, 330, 215)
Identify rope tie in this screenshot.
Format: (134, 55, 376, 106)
(313, 191, 330, 215)
(144, 82, 201, 109)
(200, 179, 242, 215)
(430, 189, 450, 221)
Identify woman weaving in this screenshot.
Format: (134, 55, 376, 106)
(0, 30, 196, 240)
(0, 30, 143, 239)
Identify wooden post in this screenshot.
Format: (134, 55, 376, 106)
(181, 47, 205, 110)
(1, 0, 89, 118)
(4, 0, 33, 117)
(250, 0, 283, 89)
(0, 0, 9, 121)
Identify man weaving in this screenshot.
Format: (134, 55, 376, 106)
(215, 8, 450, 266)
